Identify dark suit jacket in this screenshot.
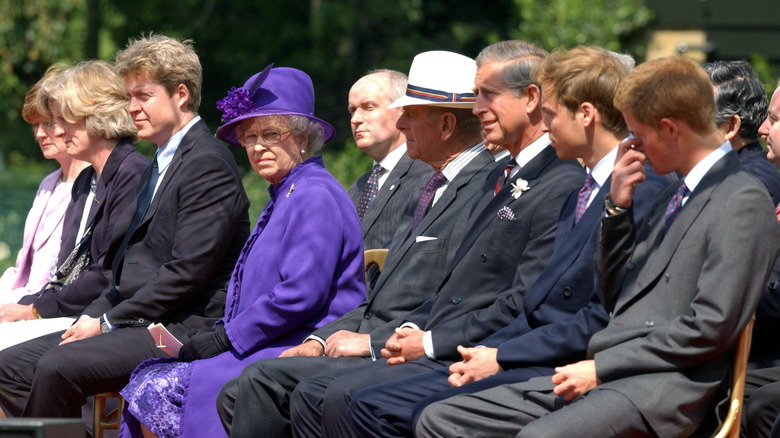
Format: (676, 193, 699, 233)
(311, 149, 497, 353)
(736, 141, 780, 205)
(349, 152, 432, 250)
(398, 146, 586, 360)
(83, 120, 250, 338)
(482, 167, 668, 369)
(593, 151, 779, 437)
(751, 254, 780, 368)
(18, 140, 149, 317)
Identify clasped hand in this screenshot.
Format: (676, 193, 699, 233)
(448, 346, 501, 387)
(324, 330, 370, 357)
(381, 326, 425, 365)
(551, 359, 600, 401)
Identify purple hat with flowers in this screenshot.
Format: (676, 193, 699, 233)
(216, 64, 335, 147)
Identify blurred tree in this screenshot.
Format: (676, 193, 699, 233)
(0, 0, 656, 165)
(0, 0, 86, 165)
(512, 0, 653, 55)
(0, 0, 661, 267)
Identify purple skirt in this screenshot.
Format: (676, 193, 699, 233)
(121, 360, 192, 438)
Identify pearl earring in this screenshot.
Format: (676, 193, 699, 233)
(300, 149, 306, 154)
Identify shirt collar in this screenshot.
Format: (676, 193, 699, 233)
(513, 133, 550, 168)
(155, 115, 201, 171)
(492, 149, 511, 162)
(683, 140, 732, 193)
(377, 143, 407, 172)
(441, 142, 486, 183)
(589, 145, 619, 188)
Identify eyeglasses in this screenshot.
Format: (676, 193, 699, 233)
(238, 129, 292, 149)
(31, 121, 56, 132)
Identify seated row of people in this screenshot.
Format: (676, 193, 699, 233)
(0, 34, 779, 438)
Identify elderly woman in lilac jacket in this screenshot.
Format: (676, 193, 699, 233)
(119, 65, 366, 438)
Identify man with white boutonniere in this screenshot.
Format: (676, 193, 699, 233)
(284, 40, 586, 438)
(377, 46, 671, 438)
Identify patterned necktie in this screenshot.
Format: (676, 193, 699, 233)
(356, 164, 383, 219)
(574, 173, 595, 223)
(775, 202, 780, 223)
(411, 172, 447, 231)
(495, 159, 518, 195)
(663, 181, 690, 235)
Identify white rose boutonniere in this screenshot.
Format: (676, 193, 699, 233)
(511, 179, 530, 199)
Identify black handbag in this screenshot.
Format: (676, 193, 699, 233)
(45, 206, 103, 292)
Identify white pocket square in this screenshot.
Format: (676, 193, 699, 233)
(416, 236, 438, 242)
(496, 206, 516, 221)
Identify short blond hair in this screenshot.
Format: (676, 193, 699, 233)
(533, 46, 628, 136)
(40, 60, 137, 141)
(614, 57, 717, 135)
(114, 34, 202, 112)
(22, 63, 67, 124)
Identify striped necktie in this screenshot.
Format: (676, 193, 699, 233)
(495, 159, 517, 195)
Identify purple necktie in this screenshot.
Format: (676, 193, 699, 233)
(664, 181, 690, 234)
(574, 174, 595, 223)
(411, 172, 447, 230)
(357, 164, 383, 219)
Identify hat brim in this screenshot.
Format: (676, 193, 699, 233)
(216, 109, 336, 147)
(388, 95, 475, 109)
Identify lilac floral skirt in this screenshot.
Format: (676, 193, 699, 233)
(121, 360, 193, 438)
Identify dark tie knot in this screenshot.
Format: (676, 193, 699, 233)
(426, 172, 448, 190)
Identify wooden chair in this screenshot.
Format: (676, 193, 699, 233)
(712, 316, 755, 438)
(92, 391, 124, 438)
(363, 248, 389, 283)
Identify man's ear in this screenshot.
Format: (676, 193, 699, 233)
(524, 84, 541, 114)
(659, 117, 679, 140)
(175, 83, 191, 111)
(580, 102, 597, 127)
(722, 114, 742, 141)
(439, 111, 457, 142)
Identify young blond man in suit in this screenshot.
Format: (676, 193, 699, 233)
(0, 34, 249, 418)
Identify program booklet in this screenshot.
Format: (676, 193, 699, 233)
(147, 322, 183, 357)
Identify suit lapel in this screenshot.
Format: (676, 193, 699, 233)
(615, 153, 739, 313)
(141, 121, 206, 223)
(372, 150, 493, 292)
(445, 146, 557, 275)
(30, 174, 61, 251)
(348, 173, 368, 205)
(360, 154, 413, 238)
(523, 177, 608, 312)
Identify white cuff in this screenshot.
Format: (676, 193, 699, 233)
(423, 330, 435, 359)
(303, 335, 326, 351)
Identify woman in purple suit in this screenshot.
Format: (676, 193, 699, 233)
(119, 65, 366, 438)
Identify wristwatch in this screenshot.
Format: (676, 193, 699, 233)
(604, 194, 628, 217)
(99, 314, 114, 334)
